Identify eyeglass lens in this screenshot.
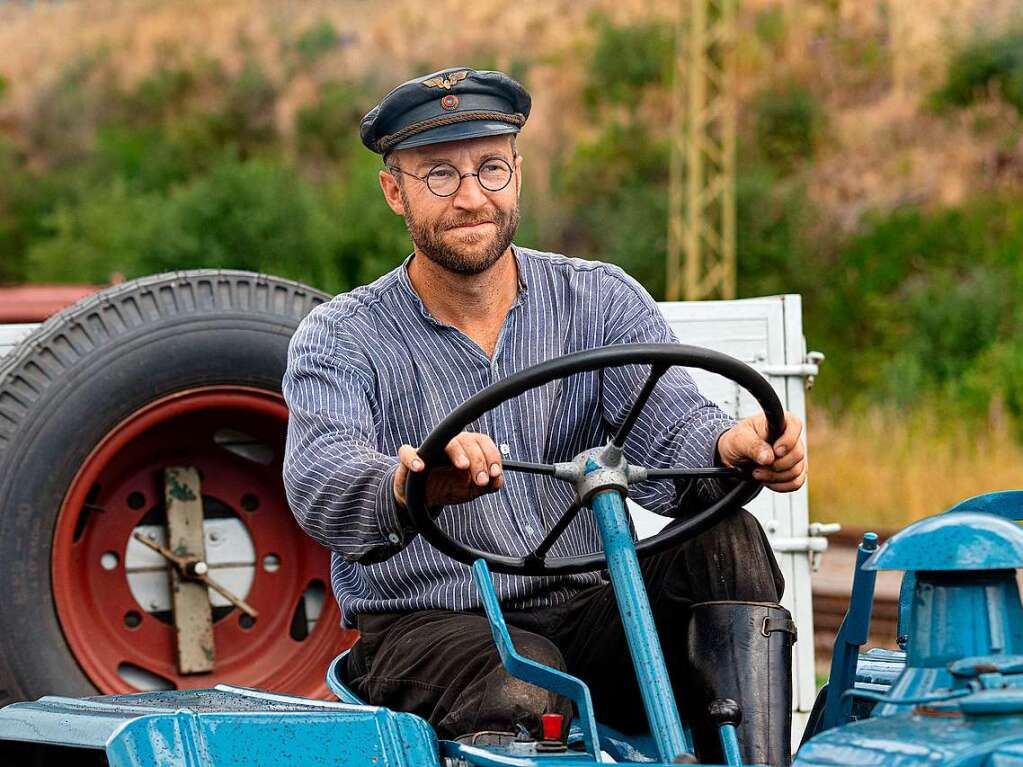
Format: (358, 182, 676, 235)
(426, 158, 513, 196)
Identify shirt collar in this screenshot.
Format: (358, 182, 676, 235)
(396, 244, 530, 324)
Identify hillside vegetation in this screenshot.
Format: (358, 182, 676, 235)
(1, 0, 1022, 526)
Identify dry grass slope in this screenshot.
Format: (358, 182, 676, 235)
(809, 408, 1023, 529)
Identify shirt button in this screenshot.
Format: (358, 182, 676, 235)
(387, 532, 400, 544)
(500, 443, 511, 456)
(525, 525, 535, 535)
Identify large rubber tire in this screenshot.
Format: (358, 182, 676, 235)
(0, 270, 333, 706)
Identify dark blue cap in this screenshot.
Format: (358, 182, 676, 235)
(361, 67, 531, 155)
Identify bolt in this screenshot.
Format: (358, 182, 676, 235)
(208, 531, 221, 543)
(189, 561, 209, 576)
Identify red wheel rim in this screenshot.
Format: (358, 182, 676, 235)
(52, 386, 355, 697)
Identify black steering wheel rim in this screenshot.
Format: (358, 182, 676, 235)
(404, 343, 785, 575)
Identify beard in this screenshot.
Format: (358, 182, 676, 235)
(400, 185, 520, 275)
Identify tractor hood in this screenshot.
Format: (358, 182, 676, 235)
(797, 694, 1023, 766)
(0, 685, 439, 767)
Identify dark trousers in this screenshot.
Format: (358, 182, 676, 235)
(345, 508, 784, 741)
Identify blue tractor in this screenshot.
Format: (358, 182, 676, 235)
(1, 344, 1021, 765)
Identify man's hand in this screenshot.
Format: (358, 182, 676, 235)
(393, 432, 505, 509)
(715, 412, 806, 493)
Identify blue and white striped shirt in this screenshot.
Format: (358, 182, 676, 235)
(282, 246, 735, 625)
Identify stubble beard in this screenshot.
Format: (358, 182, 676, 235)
(399, 184, 520, 276)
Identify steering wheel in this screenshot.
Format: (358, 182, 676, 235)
(404, 343, 785, 576)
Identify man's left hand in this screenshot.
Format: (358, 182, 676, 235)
(715, 412, 806, 493)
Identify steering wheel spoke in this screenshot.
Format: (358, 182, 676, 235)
(629, 465, 749, 482)
(502, 459, 580, 483)
(611, 364, 668, 449)
(526, 499, 586, 566)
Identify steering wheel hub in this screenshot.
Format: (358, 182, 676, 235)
(572, 445, 629, 504)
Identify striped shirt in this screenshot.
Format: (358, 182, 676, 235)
(282, 245, 735, 625)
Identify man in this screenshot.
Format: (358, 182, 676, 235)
(283, 67, 807, 765)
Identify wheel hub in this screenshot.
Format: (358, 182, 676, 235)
(51, 386, 350, 696)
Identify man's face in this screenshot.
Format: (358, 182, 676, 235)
(379, 135, 522, 275)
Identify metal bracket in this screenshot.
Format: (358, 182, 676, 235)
(757, 351, 825, 388)
(767, 521, 842, 572)
(164, 466, 215, 674)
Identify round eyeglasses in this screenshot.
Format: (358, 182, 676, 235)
(388, 157, 515, 197)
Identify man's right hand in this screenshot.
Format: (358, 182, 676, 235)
(393, 432, 505, 509)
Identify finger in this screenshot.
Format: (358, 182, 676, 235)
(392, 463, 407, 505)
(772, 413, 803, 458)
(467, 469, 504, 497)
(398, 444, 425, 472)
(770, 439, 805, 472)
(445, 437, 471, 470)
(458, 436, 490, 486)
(754, 461, 803, 483)
(474, 474, 504, 496)
(765, 467, 807, 493)
(739, 424, 775, 466)
(475, 434, 504, 478)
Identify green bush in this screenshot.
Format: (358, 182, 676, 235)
(803, 196, 1023, 412)
(24, 50, 116, 166)
(585, 14, 674, 108)
(25, 151, 410, 294)
(208, 58, 280, 157)
(751, 83, 823, 171)
(553, 121, 670, 295)
(735, 164, 819, 298)
(328, 145, 416, 287)
(958, 339, 1023, 436)
(27, 181, 164, 283)
(294, 18, 340, 64)
(120, 64, 196, 124)
(753, 8, 786, 49)
(932, 31, 1023, 114)
(142, 159, 340, 281)
(296, 81, 368, 165)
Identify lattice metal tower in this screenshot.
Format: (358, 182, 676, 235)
(666, 0, 737, 301)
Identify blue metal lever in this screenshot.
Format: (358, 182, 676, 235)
(718, 722, 742, 766)
(820, 532, 878, 731)
(471, 559, 601, 758)
(590, 489, 693, 761)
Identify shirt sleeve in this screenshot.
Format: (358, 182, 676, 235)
(282, 305, 416, 565)
(599, 267, 736, 514)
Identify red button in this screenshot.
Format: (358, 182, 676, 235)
(542, 713, 564, 741)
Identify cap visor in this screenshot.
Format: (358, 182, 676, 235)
(389, 120, 520, 152)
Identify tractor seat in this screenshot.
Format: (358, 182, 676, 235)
(326, 650, 366, 705)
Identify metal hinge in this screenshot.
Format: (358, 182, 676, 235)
(766, 521, 842, 571)
(757, 351, 825, 389)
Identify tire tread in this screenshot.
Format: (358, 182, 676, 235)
(0, 270, 328, 454)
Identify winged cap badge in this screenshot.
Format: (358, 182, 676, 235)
(423, 70, 469, 90)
